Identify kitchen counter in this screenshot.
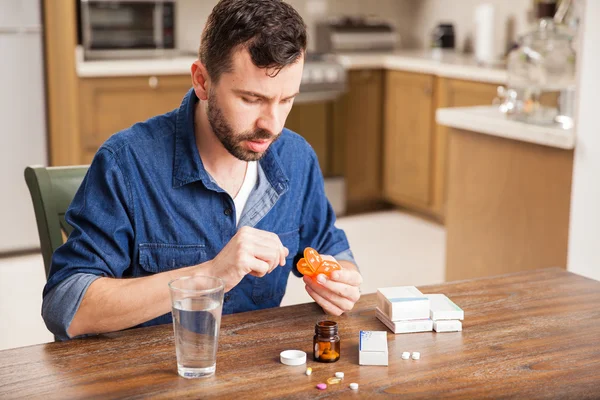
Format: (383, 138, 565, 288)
(335, 50, 507, 83)
(436, 106, 575, 149)
(76, 48, 507, 84)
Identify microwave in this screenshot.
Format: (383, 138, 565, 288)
(80, 0, 176, 60)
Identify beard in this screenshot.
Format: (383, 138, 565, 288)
(207, 90, 282, 162)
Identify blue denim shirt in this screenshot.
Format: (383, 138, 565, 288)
(42, 88, 356, 340)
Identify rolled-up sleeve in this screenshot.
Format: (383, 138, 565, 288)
(293, 152, 358, 277)
(42, 147, 134, 338)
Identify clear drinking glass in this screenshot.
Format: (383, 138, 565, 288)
(168, 275, 225, 378)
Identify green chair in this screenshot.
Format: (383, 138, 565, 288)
(24, 165, 89, 278)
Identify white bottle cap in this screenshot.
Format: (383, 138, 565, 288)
(280, 350, 307, 366)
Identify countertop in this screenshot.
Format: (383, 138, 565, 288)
(76, 48, 507, 84)
(436, 106, 575, 149)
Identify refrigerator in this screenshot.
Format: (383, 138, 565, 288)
(0, 0, 48, 253)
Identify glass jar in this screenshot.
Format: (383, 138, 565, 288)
(313, 320, 340, 363)
(504, 1, 576, 126)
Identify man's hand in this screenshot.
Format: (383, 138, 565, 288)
(201, 226, 289, 292)
(303, 257, 362, 316)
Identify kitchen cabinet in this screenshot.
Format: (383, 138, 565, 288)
(445, 127, 573, 281)
(383, 70, 435, 213)
(79, 76, 192, 164)
(332, 69, 384, 213)
(432, 78, 499, 218)
(285, 103, 329, 176)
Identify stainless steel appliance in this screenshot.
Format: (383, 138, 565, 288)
(80, 0, 176, 60)
(315, 16, 398, 53)
(297, 53, 346, 103)
(296, 53, 347, 216)
(0, 0, 48, 253)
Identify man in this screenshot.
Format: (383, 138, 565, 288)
(42, 0, 361, 340)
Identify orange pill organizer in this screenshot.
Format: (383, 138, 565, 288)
(296, 247, 342, 278)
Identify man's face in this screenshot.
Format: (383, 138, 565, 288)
(206, 48, 304, 161)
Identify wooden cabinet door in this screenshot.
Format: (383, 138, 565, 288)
(383, 70, 435, 208)
(79, 75, 192, 163)
(432, 78, 499, 219)
(285, 103, 329, 176)
(332, 69, 384, 213)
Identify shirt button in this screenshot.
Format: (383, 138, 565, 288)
(224, 293, 230, 302)
(224, 208, 232, 216)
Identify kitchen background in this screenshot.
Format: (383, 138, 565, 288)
(1, 0, 598, 350)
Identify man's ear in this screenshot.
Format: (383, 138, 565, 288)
(191, 60, 210, 100)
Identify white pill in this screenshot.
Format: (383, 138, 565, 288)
(349, 382, 359, 390)
(412, 352, 421, 360)
(335, 372, 344, 379)
(402, 352, 410, 360)
(305, 367, 312, 376)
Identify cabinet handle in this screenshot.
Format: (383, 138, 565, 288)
(149, 76, 159, 89)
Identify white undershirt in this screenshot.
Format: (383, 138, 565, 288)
(233, 161, 258, 226)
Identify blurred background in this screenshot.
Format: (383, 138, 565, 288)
(1, 0, 598, 350)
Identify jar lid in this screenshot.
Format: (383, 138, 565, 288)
(280, 350, 307, 366)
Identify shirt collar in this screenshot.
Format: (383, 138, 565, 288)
(172, 88, 288, 194)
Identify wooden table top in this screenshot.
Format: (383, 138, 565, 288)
(1, 268, 599, 399)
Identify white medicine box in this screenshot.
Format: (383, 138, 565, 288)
(358, 330, 388, 366)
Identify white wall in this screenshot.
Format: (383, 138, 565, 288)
(567, 0, 600, 281)
(176, 0, 415, 54)
(410, 0, 534, 54)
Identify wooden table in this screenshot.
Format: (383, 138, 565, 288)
(1, 268, 599, 399)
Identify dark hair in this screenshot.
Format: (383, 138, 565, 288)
(199, 0, 307, 82)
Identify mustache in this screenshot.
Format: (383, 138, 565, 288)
(238, 129, 280, 142)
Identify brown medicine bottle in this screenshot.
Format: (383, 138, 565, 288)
(313, 320, 340, 362)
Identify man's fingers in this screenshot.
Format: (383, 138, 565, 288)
(247, 258, 270, 277)
(305, 284, 344, 316)
(315, 274, 361, 303)
(304, 276, 356, 312)
(330, 268, 363, 287)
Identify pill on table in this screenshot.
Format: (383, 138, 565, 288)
(316, 383, 327, 390)
(349, 382, 359, 390)
(305, 367, 312, 376)
(327, 377, 342, 385)
(412, 352, 421, 360)
(335, 372, 344, 379)
(402, 352, 410, 360)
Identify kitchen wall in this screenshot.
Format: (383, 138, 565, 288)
(568, 0, 600, 281)
(410, 0, 535, 54)
(177, 0, 534, 55)
(176, 0, 415, 54)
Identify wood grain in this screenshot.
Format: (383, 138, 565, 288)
(79, 76, 192, 162)
(383, 70, 435, 209)
(332, 69, 385, 214)
(285, 102, 329, 176)
(43, 0, 81, 166)
(445, 128, 573, 281)
(2, 269, 599, 399)
(432, 78, 500, 220)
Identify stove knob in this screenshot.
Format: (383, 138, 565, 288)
(310, 69, 324, 83)
(325, 68, 338, 83)
(302, 68, 311, 84)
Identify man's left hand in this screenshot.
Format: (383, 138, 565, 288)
(303, 259, 362, 316)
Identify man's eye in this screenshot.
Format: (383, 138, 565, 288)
(243, 97, 259, 104)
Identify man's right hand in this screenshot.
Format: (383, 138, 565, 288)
(201, 226, 289, 292)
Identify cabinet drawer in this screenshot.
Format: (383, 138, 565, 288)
(79, 75, 192, 151)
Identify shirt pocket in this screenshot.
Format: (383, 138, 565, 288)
(251, 229, 300, 305)
(138, 243, 207, 274)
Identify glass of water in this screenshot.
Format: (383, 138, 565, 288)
(168, 275, 225, 378)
